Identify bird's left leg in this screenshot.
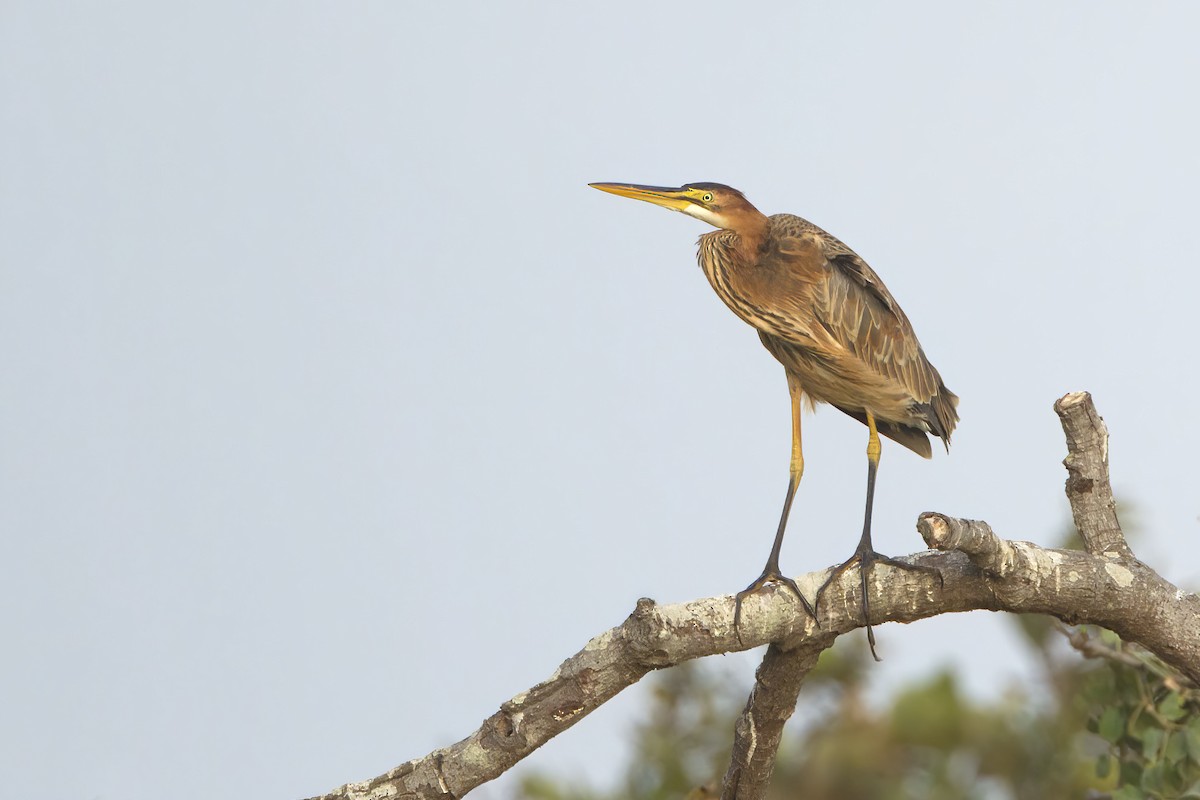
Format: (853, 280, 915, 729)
(733, 373, 817, 645)
(816, 411, 942, 661)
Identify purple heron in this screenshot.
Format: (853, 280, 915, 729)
(589, 182, 958, 658)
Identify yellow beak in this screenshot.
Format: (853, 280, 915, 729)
(588, 182, 694, 213)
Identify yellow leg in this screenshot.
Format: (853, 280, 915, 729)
(732, 372, 816, 645)
(865, 409, 881, 465)
(788, 373, 805, 484)
(818, 407, 942, 661)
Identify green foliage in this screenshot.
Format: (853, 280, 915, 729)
(514, 621, 1198, 800)
(1074, 627, 1200, 799)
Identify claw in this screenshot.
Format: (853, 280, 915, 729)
(815, 547, 943, 661)
(733, 568, 817, 647)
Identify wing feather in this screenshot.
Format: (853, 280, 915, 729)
(698, 212, 958, 447)
(772, 215, 943, 406)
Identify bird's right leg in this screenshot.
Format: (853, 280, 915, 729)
(733, 373, 817, 644)
(814, 411, 942, 661)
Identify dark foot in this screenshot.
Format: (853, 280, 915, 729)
(815, 546, 943, 661)
(733, 567, 817, 647)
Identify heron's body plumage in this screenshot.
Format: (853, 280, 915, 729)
(697, 213, 958, 457)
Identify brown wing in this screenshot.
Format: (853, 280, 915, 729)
(768, 214, 958, 442)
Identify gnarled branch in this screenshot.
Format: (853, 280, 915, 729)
(305, 393, 1198, 800)
(1055, 390, 1129, 558)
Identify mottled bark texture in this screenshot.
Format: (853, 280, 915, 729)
(306, 393, 1198, 800)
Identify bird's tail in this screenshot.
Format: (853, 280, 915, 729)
(834, 406, 940, 459)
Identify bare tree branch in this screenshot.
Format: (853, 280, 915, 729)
(1056, 623, 1168, 674)
(1054, 391, 1130, 558)
(305, 392, 1199, 799)
(917, 513, 1200, 683)
(719, 642, 826, 799)
(308, 544, 1198, 799)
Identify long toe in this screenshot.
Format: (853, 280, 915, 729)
(733, 568, 817, 646)
(815, 547, 885, 661)
(857, 549, 883, 662)
(814, 550, 865, 616)
(875, 553, 944, 586)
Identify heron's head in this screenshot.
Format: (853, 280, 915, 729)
(588, 182, 764, 232)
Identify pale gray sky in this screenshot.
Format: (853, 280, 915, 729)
(3, 3, 1199, 798)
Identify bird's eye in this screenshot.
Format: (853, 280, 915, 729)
(702, 192, 714, 203)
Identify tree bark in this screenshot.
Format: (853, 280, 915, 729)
(304, 392, 1198, 800)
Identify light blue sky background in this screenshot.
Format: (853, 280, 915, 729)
(3, 3, 1198, 798)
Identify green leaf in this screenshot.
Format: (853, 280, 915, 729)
(1159, 692, 1188, 723)
(1140, 761, 1165, 793)
(1113, 784, 1147, 800)
(1082, 666, 1119, 706)
(1165, 729, 1188, 765)
(1122, 759, 1145, 788)
(1097, 753, 1113, 779)
(1142, 727, 1165, 760)
(1100, 707, 1128, 743)
(1185, 717, 1200, 764)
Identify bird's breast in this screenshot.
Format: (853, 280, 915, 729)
(696, 232, 821, 346)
